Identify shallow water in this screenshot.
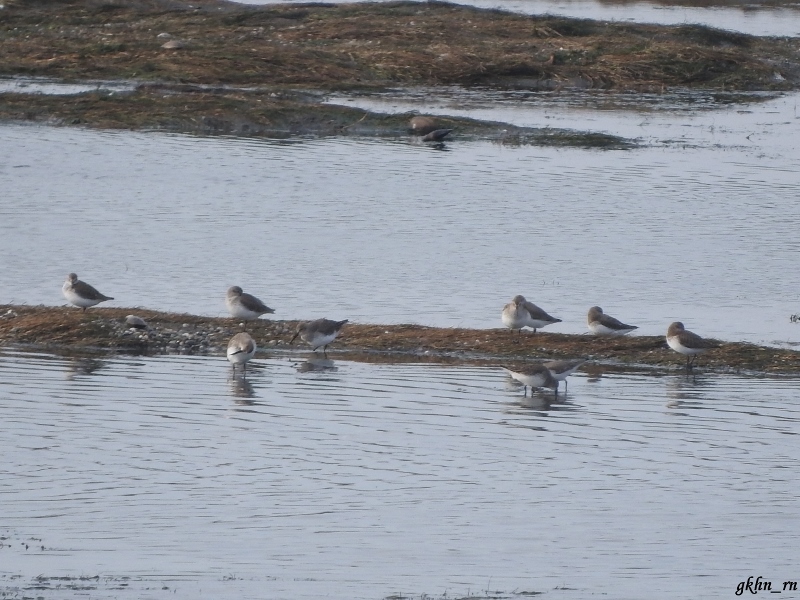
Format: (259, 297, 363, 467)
(2, 90, 800, 346)
(236, 0, 800, 37)
(1, 348, 798, 599)
(0, 77, 135, 96)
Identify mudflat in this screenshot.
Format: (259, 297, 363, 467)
(2, 0, 798, 90)
(1, 0, 799, 141)
(1, 305, 798, 373)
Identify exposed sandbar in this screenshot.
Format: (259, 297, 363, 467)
(2, 0, 798, 92)
(1, 0, 799, 142)
(1, 305, 798, 374)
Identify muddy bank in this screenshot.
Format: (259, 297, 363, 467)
(1, 0, 799, 93)
(2, 0, 798, 142)
(1, 305, 798, 373)
(0, 87, 633, 147)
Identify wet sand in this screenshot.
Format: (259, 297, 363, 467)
(0, 89, 633, 147)
(1, 305, 798, 373)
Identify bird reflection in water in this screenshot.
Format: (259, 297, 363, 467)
(518, 390, 557, 412)
(229, 374, 256, 403)
(227, 360, 270, 403)
(295, 357, 337, 373)
(665, 373, 710, 410)
(65, 356, 105, 380)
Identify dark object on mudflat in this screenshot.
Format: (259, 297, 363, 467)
(125, 314, 149, 329)
(409, 116, 438, 135)
(422, 129, 453, 142)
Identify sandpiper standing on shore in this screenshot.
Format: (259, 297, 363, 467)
(290, 318, 348, 357)
(666, 321, 718, 371)
(226, 286, 274, 329)
(587, 306, 638, 336)
(501, 295, 561, 336)
(62, 273, 113, 311)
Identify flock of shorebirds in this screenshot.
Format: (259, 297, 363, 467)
(62, 273, 720, 398)
(498, 294, 719, 396)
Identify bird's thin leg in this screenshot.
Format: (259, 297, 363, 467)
(323, 345, 329, 358)
(523, 385, 528, 397)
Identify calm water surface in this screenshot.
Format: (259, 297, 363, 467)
(1, 348, 798, 599)
(237, 0, 800, 37)
(2, 1, 798, 597)
(1, 92, 800, 346)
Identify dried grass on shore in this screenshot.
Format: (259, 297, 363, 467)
(1, 0, 797, 91)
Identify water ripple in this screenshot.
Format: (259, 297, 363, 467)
(3, 99, 799, 346)
(1, 349, 798, 598)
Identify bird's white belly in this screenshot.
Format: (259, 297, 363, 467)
(508, 371, 550, 388)
(227, 302, 260, 320)
(501, 311, 525, 330)
(308, 332, 337, 349)
(548, 368, 577, 381)
(589, 322, 628, 336)
(526, 317, 551, 329)
(227, 348, 254, 365)
(62, 285, 100, 308)
(667, 335, 703, 356)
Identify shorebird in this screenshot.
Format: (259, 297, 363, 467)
(501, 295, 561, 336)
(587, 306, 638, 336)
(544, 358, 587, 396)
(421, 128, 453, 142)
(62, 273, 113, 311)
(290, 318, 348, 357)
(227, 332, 256, 375)
(666, 321, 718, 371)
(501, 363, 558, 398)
(226, 286, 274, 328)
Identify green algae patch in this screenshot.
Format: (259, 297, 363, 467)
(0, 87, 635, 147)
(2, 305, 799, 374)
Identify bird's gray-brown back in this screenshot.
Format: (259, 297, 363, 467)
(521, 299, 560, 323)
(69, 275, 112, 301)
(543, 358, 587, 376)
(588, 306, 636, 330)
(303, 318, 349, 336)
(667, 322, 717, 349)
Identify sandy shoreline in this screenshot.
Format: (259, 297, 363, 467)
(1, 305, 798, 374)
